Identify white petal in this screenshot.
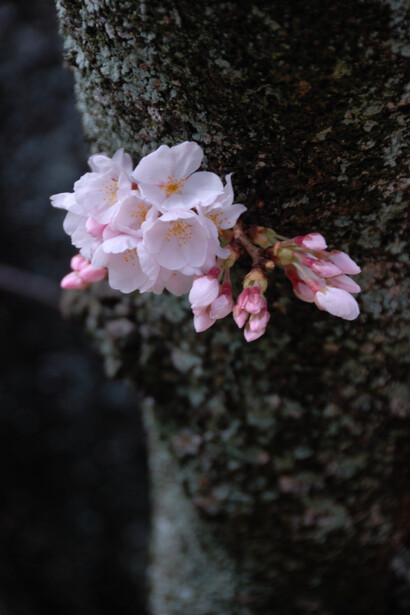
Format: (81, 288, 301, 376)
(133, 144, 173, 184)
(168, 142, 203, 179)
(107, 252, 149, 294)
(50, 192, 74, 210)
(103, 234, 140, 254)
(189, 276, 220, 308)
(137, 182, 166, 208)
(63, 211, 83, 236)
(165, 271, 195, 296)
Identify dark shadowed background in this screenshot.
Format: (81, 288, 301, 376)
(0, 1, 149, 613)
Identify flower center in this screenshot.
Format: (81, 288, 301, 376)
(165, 221, 193, 247)
(159, 175, 187, 197)
(130, 203, 149, 228)
(207, 210, 229, 231)
(123, 248, 138, 266)
(99, 178, 118, 207)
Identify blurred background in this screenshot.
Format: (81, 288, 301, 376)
(0, 1, 149, 613)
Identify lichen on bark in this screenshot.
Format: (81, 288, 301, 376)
(56, 0, 409, 613)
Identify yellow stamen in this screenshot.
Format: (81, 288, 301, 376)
(165, 221, 193, 247)
(101, 178, 118, 207)
(159, 174, 187, 197)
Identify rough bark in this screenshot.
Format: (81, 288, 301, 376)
(55, 0, 409, 613)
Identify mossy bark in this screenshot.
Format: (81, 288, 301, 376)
(56, 1, 409, 613)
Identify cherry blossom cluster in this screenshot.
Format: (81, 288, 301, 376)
(51, 142, 246, 296)
(51, 141, 361, 343)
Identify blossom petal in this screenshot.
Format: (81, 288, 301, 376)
(327, 274, 361, 293)
(314, 287, 360, 320)
(328, 250, 361, 274)
(193, 307, 215, 332)
(189, 276, 220, 308)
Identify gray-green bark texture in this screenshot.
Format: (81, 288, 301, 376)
(55, 0, 409, 613)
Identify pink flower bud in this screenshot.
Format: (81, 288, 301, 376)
(244, 326, 266, 342)
(298, 233, 327, 251)
(78, 264, 107, 283)
(237, 287, 251, 310)
(292, 282, 315, 303)
(193, 307, 215, 332)
(210, 293, 233, 320)
(70, 254, 88, 272)
(310, 260, 342, 278)
(233, 305, 248, 328)
(244, 311, 270, 341)
(86, 217, 106, 238)
(327, 274, 361, 294)
(245, 287, 267, 314)
(248, 309, 270, 333)
(328, 250, 361, 274)
(314, 287, 360, 320)
(60, 272, 89, 290)
(189, 275, 220, 309)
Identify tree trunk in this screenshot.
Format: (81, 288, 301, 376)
(56, 1, 409, 613)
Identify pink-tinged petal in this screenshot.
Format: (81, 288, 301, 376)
(233, 305, 248, 328)
(209, 293, 233, 320)
(243, 287, 267, 314)
(244, 324, 266, 342)
(61, 272, 88, 290)
(70, 254, 88, 271)
(248, 310, 270, 333)
(237, 288, 252, 310)
(327, 274, 361, 293)
(311, 260, 342, 278)
(78, 264, 107, 283)
(314, 287, 360, 320)
(293, 282, 315, 303)
(189, 276, 220, 308)
(301, 233, 327, 250)
(193, 307, 215, 332)
(328, 250, 361, 274)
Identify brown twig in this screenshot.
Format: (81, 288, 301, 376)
(232, 221, 263, 266)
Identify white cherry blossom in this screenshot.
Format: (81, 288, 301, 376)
(92, 234, 159, 294)
(142, 209, 220, 276)
(132, 141, 223, 211)
(197, 174, 246, 233)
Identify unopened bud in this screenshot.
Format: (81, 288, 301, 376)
(243, 268, 268, 293)
(275, 246, 294, 266)
(248, 226, 270, 248)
